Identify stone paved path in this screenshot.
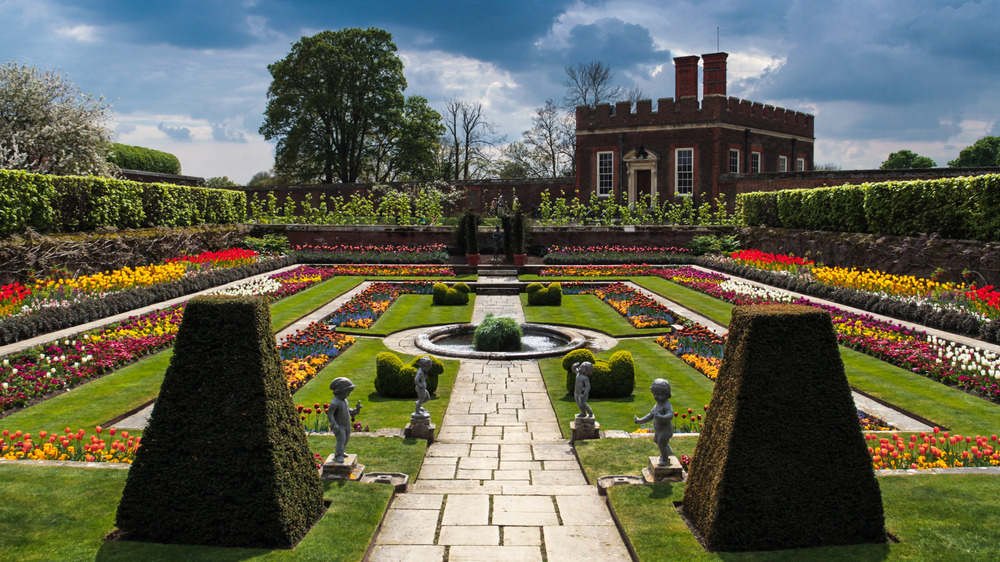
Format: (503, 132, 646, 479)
(369, 292, 632, 562)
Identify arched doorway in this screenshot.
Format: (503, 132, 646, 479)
(624, 147, 660, 208)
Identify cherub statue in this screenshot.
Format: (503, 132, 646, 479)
(572, 361, 594, 419)
(634, 378, 674, 466)
(414, 356, 432, 417)
(328, 377, 363, 463)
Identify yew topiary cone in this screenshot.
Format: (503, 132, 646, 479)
(115, 295, 324, 548)
(682, 304, 885, 552)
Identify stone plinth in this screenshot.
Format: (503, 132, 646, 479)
(570, 416, 600, 442)
(642, 456, 684, 483)
(321, 453, 365, 481)
(405, 416, 435, 442)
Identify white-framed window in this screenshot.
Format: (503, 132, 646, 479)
(597, 151, 614, 197)
(796, 158, 806, 172)
(778, 155, 789, 172)
(751, 151, 761, 173)
(729, 149, 740, 174)
(675, 148, 694, 196)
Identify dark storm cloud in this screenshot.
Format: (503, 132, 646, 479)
(559, 17, 671, 71)
(157, 122, 192, 141)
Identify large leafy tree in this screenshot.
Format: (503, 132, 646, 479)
(0, 62, 115, 176)
(260, 28, 408, 184)
(368, 95, 444, 181)
(948, 136, 1000, 167)
(880, 149, 936, 169)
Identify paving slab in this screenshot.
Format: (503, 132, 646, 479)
(391, 494, 444, 510)
(543, 526, 632, 562)
(442, 494, 490, 526)
(438, 525, 500, 546)
(375, 509, 439, 545)
(502, 526, 542, 546)
(448, 545, 542, 562)
(368, 544, 446, 562)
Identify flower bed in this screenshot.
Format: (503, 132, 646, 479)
(1, 426, 138, 463)
(325, 281, 433, 329)
(1, 249, 262, 320)
(0, 265, 340, 413)
(323, 264, 455, 277)
(561, 282, 680, 329)
(542, 245, 693, 265)
(867, 428, 1000, 469)
(293, 244, 449, 264)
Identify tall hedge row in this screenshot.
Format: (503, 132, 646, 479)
(0, 169, 245, 236)
(108, 143, 182, 174)
(739, 174, 1000, 241)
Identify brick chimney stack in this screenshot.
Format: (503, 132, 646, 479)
(674, 55, 700, 99)
(702, 52, 728, 97)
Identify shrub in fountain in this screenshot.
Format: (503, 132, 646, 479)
(527, 282, 562, 306)
(473, 313, 522, 351)
(682, 304, 886, 552)
(562, 348, 635, 398)
(115, 295, 324, 548)
(374, 352, 443, 397)
(432, 282, 470, 306)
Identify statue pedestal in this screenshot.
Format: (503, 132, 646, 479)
(642, 456, 684, 483)
(570, 416, 600, 442)
(405, 414, 435, 442)
(321, 453, 365, 481)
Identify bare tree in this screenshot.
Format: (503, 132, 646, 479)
(522, 99, 574, 177)
(441, 98, 504, 180)
(563, 61, 644, 110)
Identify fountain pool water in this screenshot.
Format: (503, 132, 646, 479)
(415, 322, 587, 359)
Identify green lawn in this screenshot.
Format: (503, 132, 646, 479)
(522, 293, 670, 337)
(338, 293, 475, 336)
(270, 276, 362, 330)
(600, 471, 1000, 561)
(538, 339, 715, 436)
(0, 441, 410, 562)
(292, 338, 460, 433)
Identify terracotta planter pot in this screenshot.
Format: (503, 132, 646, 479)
(513, 254, 527, 266)
(466, 254, 480, 266)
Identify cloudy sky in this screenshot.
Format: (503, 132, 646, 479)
(2, 0, 997, 183)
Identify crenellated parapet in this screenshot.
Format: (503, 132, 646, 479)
(576, 95, 813, 137)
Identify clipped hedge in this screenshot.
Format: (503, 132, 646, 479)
(739, 174, 1000, 241)
(0, 256, 293, 345)
(562, 348, 635, 398)
(527, 282, 562, 306)
(109, 143, 182, 174)
(115, 295, 324, 548)
(374, 352, 443, 397)
(432, 282, 470, 306)
(0, 169, 245, 236)
(682, 304, 885, 552)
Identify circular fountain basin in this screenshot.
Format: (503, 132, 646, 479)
(415, 323, 587, 359)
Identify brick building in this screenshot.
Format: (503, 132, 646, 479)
(575, 52, 815, 205)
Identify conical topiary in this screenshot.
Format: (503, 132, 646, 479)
(682, 304, 885, 552)
(114, 295, 325, 548)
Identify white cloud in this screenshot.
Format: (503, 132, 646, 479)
(400, 49, 519, 104)
(54, 24, 99, 42)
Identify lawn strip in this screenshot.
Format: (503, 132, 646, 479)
(632, 276, 734, 325)
(338, 293, 476, 336)
(270, 275, 362, 330)
(522, 293, 667, 337)
(0, 454, 398, 560)
(0, 277, 363, 436)
(293, 338, 460, 432)
(540, 339, 714, 435)
(635, 275, 1000, 436)
(0, 349, 171, 435)
(307, 434, 427, 477)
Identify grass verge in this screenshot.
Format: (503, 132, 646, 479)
(522, 294, 669, 337)
(270, 276, 362, 330)
(338, 293, 475, 336)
